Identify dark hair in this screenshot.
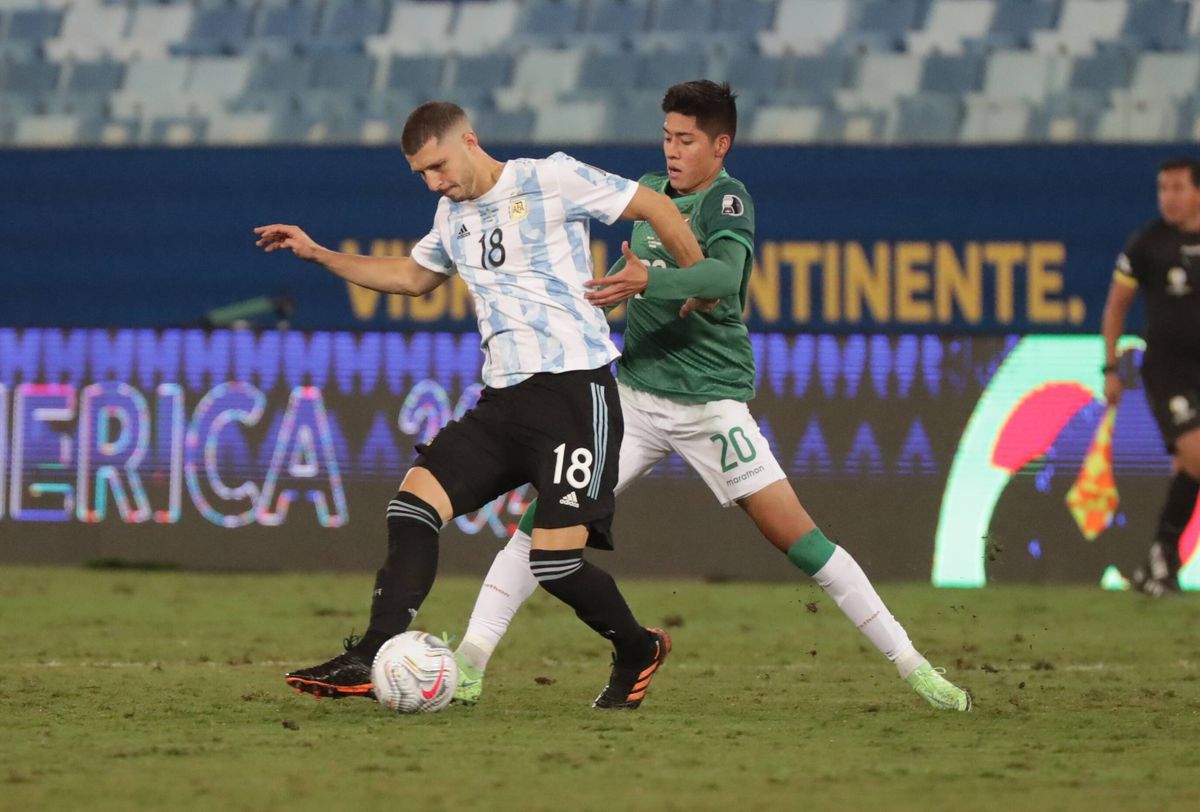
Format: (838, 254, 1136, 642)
(661, 80, 738, 145)
(401, 101, 469, 155)
(1159, 156, 1200, 188)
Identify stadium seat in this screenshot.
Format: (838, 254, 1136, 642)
(248, 0, 322, 58)
(310, 53, 377, 96)
(367, 1, 455, 56)
(722, 54, 790, 98)
(748, 104, 822, 143)
(783, 52, 856, 105)
(1028, 91, 1107, 141)
(188, 56, 253, 99)
(110, 59, 198, 118)
(582, 0, 651, 38)
(206, 111, 274, 144)
(516, 0, 586, 47)
(572, 51, 639, 98)
(1031, 0, 1128, 55)
(839, 0, 924, 52)
(1067, 51, 1132, 94)
(839, 52, 922, 109)
(247, 55, 315, 93)
(532, 98, 608, 142)
(44, 1, 129, 61)
(712, 0, 777, 41)
(1127, 52, 1200, 99)
(2, 7, 62, 59)
(13, 112, 82, 146)
(445, 54, 514, 106)
(823, 105, 887, 142)
(0, 58, 58, 95)
(889, 93, 963, 143)
(382, 55, 446, 97)
(759, 0, 850, 56)
(979, 51, 1068, 103)
(1118, 0, 1189, 50)
(63, 61, 125, 94)
(143, 116, 208, 146)
(112, 4, 194, 60)
(607, 90, 669, 142)
(907, 0, 995, 55)
(969, 0, 1059, 50)
(171, 4, 256, 56)
(960, 97, 1032, 141)
(471, 106, 536, 142)
(1096, 95, 1176, 140)
(494, 47, 586, 109)
(314, 0, 390, 52)
(635, 50, 708, 91)
(919, 53, 985, 94)
(444, 0, 520, 54)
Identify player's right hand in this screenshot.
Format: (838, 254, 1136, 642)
(1104, 372, 1123, 406)
(253, 224, 323, 262)
(679, 297, 719, 318)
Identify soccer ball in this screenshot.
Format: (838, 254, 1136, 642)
(371, 631, 459, 714)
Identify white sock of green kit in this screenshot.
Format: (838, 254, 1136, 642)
(809, 544, 921, 677)
(457, 527, 538, 671)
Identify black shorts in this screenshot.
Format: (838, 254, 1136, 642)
(1141, 349, 1200, 453)
(414, 365, 623, 549)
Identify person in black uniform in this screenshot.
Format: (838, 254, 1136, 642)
(1102, 156, 1200, 596)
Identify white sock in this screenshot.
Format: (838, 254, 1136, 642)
(812, 546, 922, 678)
(457, 528, 538, 672)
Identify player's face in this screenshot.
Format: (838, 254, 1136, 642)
(662, 112, 729, 195)
(1157, 168, 1200, 227)
(407, 133, 477, 202)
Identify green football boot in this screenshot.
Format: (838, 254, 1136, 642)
(452, 653, 485, 705)
(905, 662, 972, 711)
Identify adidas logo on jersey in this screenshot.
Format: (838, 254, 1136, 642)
(456, 224, 470, 239)
(559, 491, 579, 508)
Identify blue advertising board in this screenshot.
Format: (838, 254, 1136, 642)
(0, 144, 1177, 333)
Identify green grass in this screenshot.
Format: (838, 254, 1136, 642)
(1, 567, 1198, 812)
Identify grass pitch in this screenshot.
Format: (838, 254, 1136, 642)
(1, 566, 1197, 812)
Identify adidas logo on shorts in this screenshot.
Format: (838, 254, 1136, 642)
(456, 224, 470, 239)
(559, 491, 579, 508)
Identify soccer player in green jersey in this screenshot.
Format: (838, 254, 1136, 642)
(452, 81, 971, 711)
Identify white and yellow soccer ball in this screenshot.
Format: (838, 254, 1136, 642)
(371, 631, 459, 714)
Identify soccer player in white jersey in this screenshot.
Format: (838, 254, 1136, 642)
(254, 101, 705, 708)
(449, 82, 972, 712)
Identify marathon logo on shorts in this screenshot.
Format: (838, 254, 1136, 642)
(721, 194, 744, 216)
(725, 465, 765, 487)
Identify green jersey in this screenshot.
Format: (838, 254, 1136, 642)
(617, 169, 757, 403)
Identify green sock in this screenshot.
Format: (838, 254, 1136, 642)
(517, 498, 538, 536)
(786, 528, 837, 576)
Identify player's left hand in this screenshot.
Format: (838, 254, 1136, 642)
(585, 242, 648, 307)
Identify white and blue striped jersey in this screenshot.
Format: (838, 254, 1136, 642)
(409, 152, 637, 388)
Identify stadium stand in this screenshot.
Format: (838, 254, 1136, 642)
(2, 0, 1200, 146)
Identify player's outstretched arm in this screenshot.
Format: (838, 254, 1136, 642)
(253, 224, 448, 296)
(585, 238, 744, 310)
(617, 186, 704, 268)
(1101, 278, 1137, 405)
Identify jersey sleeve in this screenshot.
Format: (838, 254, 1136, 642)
(409, 225, 456, 276)
(695, 179, 755, 255)
(1114, 230, 1146, 289)
(549, 152, 638, 225)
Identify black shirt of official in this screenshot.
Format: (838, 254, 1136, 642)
(1120, 218, 1200, 359)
